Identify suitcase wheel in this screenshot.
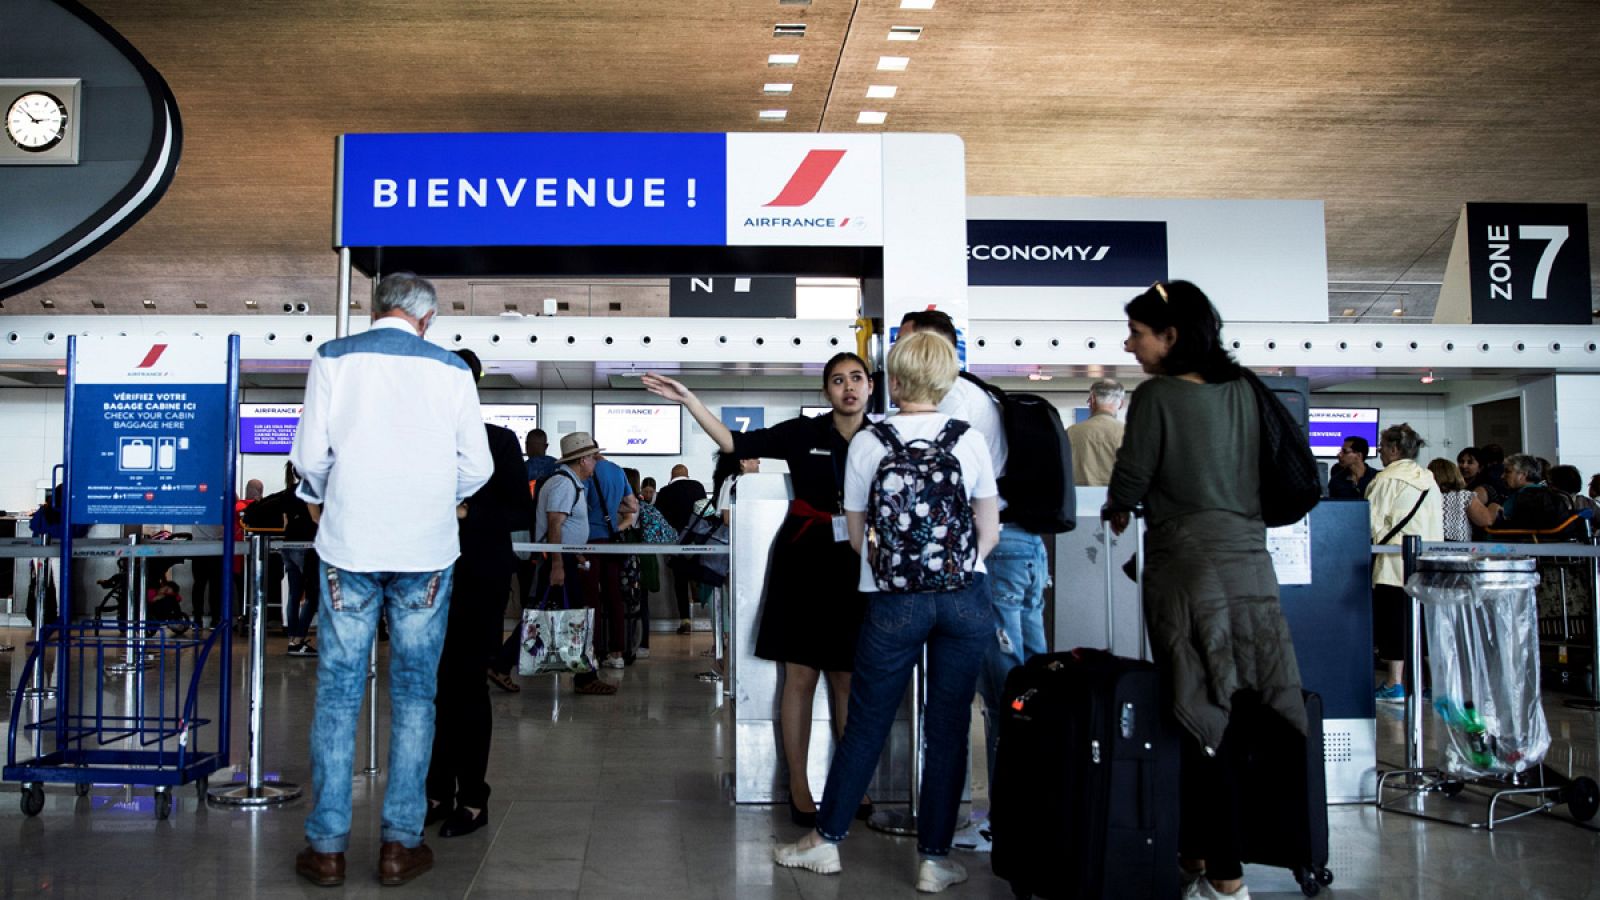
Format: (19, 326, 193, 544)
(1316, 867, 1334, 886)
(1565, 776, 1599, 823)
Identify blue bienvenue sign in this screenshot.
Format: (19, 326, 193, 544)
(69, 338, 231, 525)
(337, 132, 729, 247)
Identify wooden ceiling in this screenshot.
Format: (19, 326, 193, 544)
(6, 0, 1598, 321)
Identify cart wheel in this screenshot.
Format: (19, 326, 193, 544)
(1566, 776, 1599, 823)
(74, 781, 90, 798)
(1300, 881, 1320, 897)
(195, 776, 209, 799)
(21, 783, 44, 817)
(1441, 780, 1465, 798)
(1316, 867, 1335, 886)
(156, 790, 173, 820)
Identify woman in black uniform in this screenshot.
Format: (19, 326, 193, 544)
(643, 354, 874, 826)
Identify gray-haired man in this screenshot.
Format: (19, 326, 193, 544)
(1067, 378, 1126, 487)
(291, 272, 493, 887)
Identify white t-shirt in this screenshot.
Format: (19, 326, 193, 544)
(939, 376, 1008, 511)
(843, 413, 998, 593)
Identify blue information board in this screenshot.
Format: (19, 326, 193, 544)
(338, 132, 729, 248)
(720, 406, 765, 434)
(68, 338, 235, 525)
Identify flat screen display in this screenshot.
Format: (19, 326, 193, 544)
(482, 403, 539, 449)
(801, 406, 831, 418)
(592, 403, 682, 456)
(239, 403, 302, 454)
(1308, 407, 1379, 457)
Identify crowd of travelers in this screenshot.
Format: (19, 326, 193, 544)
(198, 270, 1590, 896)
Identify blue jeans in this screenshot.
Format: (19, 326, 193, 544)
(306, 563, 452, 853)
(816, 575, 992, 857)
(283, 548, 319, 640)
(975, 526, 1049, 785)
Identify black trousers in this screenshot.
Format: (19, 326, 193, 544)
(672, 566, 695, 620)
(427, 562, 512, 810)
(189, 558, 225, 626)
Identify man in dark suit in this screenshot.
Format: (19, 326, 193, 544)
(653, 465, 707, 634)
(425, 350, 535, 838)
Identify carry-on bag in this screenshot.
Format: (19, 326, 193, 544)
(990, 649, 1180, 899)
(990, 514, 1180, 900)
(518, 585, 598, 676)
(1236, 691, 1334, 897)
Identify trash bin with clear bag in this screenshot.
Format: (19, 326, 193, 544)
(1406, 554, 1549, 780)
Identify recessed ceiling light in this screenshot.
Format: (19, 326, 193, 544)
(142, 299, 157, 309)
(888, 26, 923, 41)
(90, 299, 106, 309)
(40, 298, 55, 308)
(245, 299, 259, 309)
(764, 83, 794, 94)
(866, 84, 898, 99)
(193, 300, 208, 309)
(900, 0, 935, 8)
(857, 111, 888, 125)
(774, 23, 807, 38)
(877, 56, 910, 71)
(1392, 307, 1405, 316)
(760, 109, 789, 121)
(768, 53, 800, 67)
(1340, 308, 1355, 317)
(779, 0, 811, 5)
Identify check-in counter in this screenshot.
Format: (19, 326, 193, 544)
(730, 472, 912, 803)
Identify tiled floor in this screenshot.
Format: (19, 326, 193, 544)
(2, 625, 1598, 898)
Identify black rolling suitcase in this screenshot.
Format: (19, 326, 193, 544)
(989, 648, 1180, 899)
(1236, 691, 1334, 897)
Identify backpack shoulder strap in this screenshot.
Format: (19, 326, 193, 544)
(935, 418, 970, 449)
(869, 420, 906, 454)
(959, 370, 1006, 406)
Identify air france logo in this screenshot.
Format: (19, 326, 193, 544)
(137, 344, 169, 369)
(745, 149, 864, 230)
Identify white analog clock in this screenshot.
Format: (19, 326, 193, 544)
(6, 91, 69, 152)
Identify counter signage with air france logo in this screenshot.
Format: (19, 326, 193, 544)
(69, 337, 230, 525)
(336, 133, 886, 249)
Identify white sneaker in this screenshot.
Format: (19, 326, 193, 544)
(634, 648, 650, 659)
(603, 656, 626, 669)
(915, 858, 968, 893)
(772, 839, 841, 875)
(950, 820, 992, 853)
(1183, 877, 1250, 900)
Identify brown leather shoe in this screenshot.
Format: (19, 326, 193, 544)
(295, 847, 346, 887)
(378, 841, 434, 886)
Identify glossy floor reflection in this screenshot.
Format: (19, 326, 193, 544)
(2, 624, 1599, 898)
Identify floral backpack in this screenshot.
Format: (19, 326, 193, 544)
(866, 419, 977, 593)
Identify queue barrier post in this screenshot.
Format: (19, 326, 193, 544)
(209, 533, 302, 807)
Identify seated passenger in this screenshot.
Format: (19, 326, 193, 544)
(773, 330, 1000, 894)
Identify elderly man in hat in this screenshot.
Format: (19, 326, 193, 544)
(532, 431, 620, 696)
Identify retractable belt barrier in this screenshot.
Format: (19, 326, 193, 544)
(0, 539, 729, 558)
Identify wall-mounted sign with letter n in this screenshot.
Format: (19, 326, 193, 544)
(1434, 202, 1592, 325)
(720, 406, 765, 433)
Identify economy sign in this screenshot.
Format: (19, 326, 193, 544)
(69, 337, 231, 525)
(336, 132, 886, 249)
(966, 219, 1168, 287)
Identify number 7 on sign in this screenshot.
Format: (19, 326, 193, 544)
(1519, 225, 1568, 300)
(734, 417, 751, 432)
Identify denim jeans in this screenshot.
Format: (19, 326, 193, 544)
(282, 548, 319, 640)
(975, 526, 1050, 784)
(816, 575, 992, 856)
(306, 563, 452, 853)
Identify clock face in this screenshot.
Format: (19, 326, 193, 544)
(6, 91, 69, 152)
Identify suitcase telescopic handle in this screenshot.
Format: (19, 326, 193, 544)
(1099, 506, 1148, 660)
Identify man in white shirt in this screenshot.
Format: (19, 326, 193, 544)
(290, 272, 492, 888)
(899, 309, 1048, 853)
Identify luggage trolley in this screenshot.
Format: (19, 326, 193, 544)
(1375, 535, 1600, 831)
(4, 334, 241, 819)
